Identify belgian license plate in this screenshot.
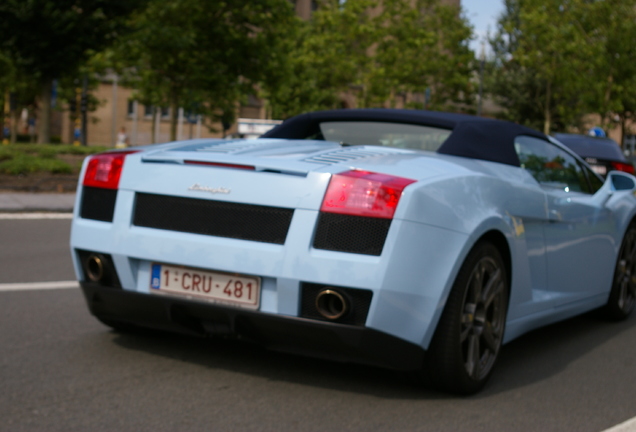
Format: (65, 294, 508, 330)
(150, 263, 260, 309)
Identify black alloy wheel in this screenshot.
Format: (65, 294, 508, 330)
(425, 242, 509, 395)
(606, 225, 636, 320)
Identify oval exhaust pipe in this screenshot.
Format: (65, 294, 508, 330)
(315, 289, 348, 320)
(86, 254, 104, 282)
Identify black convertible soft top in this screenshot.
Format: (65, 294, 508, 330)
(262, 109, 547, 167)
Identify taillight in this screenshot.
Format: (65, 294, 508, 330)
(82, 151, 138, 189)
(320, 170, 416, 219)
(611, 161, 635, 174)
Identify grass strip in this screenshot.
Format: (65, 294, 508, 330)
(0, 144, 108, 175)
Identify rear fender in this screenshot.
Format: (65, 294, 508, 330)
(420, 216, 516, 349)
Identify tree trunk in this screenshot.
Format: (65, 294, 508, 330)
(619, 117, 626, 148)
(0, 93, 3, 138)
(170, 94, 178, 142)
(151, 106, 158, 144)
(37, 79, 52, 144)
(601, 73, 614, 132)
(543, 79, 552, 135)
(10, 109, 19, 143)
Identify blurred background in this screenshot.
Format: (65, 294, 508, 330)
(0, 0, 634, 155)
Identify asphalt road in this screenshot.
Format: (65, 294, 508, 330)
(0, 217, 75, 283)
(1, 217, 636, 431)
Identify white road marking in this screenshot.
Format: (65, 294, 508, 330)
(602, 417, 636, 432)
(0, 212, 73, 220)
(0, 281, 79, 291)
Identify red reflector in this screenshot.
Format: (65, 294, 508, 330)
(320, 170, 416, 219)
(611, 161, 635, 174)
(83, 151, 138, 189)
(184, 160, 255, 170)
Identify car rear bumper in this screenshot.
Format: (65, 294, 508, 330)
(80, 282, 426, 371)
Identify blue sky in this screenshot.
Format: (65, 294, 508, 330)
(462, 0, 505, 53)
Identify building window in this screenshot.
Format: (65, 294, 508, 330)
(142, 105, 170, 120)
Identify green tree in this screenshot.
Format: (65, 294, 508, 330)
(266, 0, 474, 119)
(490, 0, 593, 134)
(488, 0, 547, 131)
(118, 0, 297, 141)
(0, 0, 146, 143)
(369, 0, 474, 110)
(0, 53, 39, 143)
(579, 0, 636, 143)
(488, 0, 636, 138)
(265, 0, 379, 119)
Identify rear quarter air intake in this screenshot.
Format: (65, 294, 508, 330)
(80, 187, 117, 222)
(313, 212, 391, 256)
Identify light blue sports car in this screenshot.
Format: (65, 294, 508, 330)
(70, 109, 636, 394)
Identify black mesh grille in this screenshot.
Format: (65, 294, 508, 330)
(300, 283, 373, 326)
(80, 187, 117, 222)
(313, 212, 391, 256)
(133, 193, 293, 244)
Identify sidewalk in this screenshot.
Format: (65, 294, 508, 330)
(0, 192, 76, 212)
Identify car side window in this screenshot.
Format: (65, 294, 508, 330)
(514, 136, 591, 193)
(582, 164, 604, 193)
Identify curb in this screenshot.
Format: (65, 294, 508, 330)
(0, 193, 76, 213)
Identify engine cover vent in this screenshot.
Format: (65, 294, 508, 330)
(304, 148, 405, 165)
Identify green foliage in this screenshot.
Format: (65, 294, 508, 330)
(370, 0, 474, 110)
(2, 0, 478, 141)
(0, 144, 107, 175)
(577, 0, 636, 138)
(56, 69, 104, 124)
(7, 143, 108, 155)
(0, 0, 147, 142)
(0, 147, 13, 163)
(265, 0, 378, 118)
(0, 153, 72, 175)
(37, 147, 57, 159)
(488, 0, 636, 138)
(0, 0, 146, 81)
(115, 0, 298, 139)
(54, 144, 109, 155)
(487, 0, 547, 131)
(488, 0, 589, 133)
(0, 51, 39, 143)
(265, 0, 475, 118)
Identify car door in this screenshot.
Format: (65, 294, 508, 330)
(515, 136, 615, 306)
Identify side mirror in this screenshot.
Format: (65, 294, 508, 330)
(590, 171, 636, 208)
(608, 171, 636, 191)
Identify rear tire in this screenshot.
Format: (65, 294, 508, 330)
(424, 242, 509, 395)
(605, 224, 636, 320)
